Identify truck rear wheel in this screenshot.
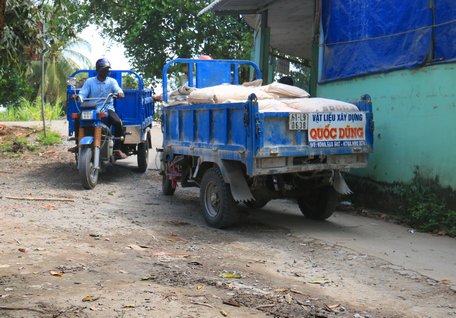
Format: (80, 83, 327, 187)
(297, 186, 339, 220)
(137, 133, 150, 173)
(200, 167, 238, 228)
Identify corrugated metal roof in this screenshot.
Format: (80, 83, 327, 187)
(200, 0, 314, 60)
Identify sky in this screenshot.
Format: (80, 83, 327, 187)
(78, 25, 131, 70)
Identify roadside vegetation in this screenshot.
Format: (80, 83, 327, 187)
(348, 170, 456, 238)
(0, 125, 61, 155)
(397, 172, 456, 237)
(0, 98, 64, 121)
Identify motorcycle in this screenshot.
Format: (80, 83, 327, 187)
(70, 93, 123, 189)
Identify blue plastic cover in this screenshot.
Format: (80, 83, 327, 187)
(434, 0, 456, 61)
(321, 0, 433, 81)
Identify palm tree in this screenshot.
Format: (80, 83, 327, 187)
(28, 36, 92, 105)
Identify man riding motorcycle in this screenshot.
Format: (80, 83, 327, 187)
(70, 58, 127, 159)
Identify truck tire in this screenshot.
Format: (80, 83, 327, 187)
(79, 147, 98, 189)
(162, 175, 175, 195)
(137, 141, 149, 173)
(297, 186, 339, 220)
(200, 167, 238, 228)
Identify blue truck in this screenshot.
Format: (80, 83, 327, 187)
(160, 59, 374, 228)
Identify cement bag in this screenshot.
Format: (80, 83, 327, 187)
(257, 99, 300, 113)
(282, 98, 358, 112)
(187, 87, 216, 104)
(164, 85, 196, 106)
(261, 83, 310, 98)
(188, 84, 274, 104)
(222, 99, 300, 113)
(242, 79, 263, 87)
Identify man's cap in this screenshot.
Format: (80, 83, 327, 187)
(95, 58, 111, 70)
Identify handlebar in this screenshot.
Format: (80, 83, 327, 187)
(73, 93, 118, 112)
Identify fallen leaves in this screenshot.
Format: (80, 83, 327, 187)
(221, 271, 241, 279)
(324, 303, 341, 312)
(308, 279, 332, 285)
(151, 251, 190, 258)
(82, 295, 99, 302)
(49, 271, 64, 277)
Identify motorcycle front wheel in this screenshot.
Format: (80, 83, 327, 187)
(79, 147, 98, 189)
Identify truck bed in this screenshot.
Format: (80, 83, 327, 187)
(162, 95, 373, 176)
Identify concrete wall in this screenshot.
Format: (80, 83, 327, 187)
(317, 63, 456, 189)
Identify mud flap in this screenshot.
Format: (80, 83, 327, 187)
(220, 161, 254, 202)
(330, 170, 353, 195)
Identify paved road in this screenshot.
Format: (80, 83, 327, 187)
(3, 119, 456, 289)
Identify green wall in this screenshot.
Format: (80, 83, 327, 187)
(317, 63, 456, 189)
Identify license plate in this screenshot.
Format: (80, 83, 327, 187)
(81, 111, 93, 120)
(289, 113, 308, 130)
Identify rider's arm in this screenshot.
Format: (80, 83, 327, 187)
(111, 78, 125, 99)
(78, 78, 92, 99)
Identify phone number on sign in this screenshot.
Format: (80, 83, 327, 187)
(309, 140, 367, 148)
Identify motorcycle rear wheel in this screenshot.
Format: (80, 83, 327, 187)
(80, 147, 98, 189)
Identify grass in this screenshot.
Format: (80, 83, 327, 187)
(0, 127, 62, 155)
(0, 97, 64, 121)
(397, 172, 456, 237)
(36, 130, 62, 145)
(0, 136, 37, 154)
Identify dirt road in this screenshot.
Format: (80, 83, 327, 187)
(0, 121, 455, 318)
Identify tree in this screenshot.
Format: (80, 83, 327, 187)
(0, 0, 5, 34)
(0, 0, 39, 106)
(0, 0, 91, 106)
(85, 0, 253, 80)
(31, 0, 91, 104)
(28, 36, 91, 104)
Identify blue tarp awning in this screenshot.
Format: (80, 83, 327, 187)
(321, 0, 456, 82)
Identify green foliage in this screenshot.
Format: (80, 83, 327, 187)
(0, 0, 38, 106)
(85, 0, 253, 81)
(122, 73, 139, 89)
(0, 0, 39, 66)
(0, 68, 33, 107)
(0, 97, 64, 121)
(1, 0, 90, 107)
(30, 1, 91, 105)
(398, 169, 456, 237)
(36, 130, 61, 145)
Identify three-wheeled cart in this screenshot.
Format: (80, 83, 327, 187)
(66, 70, 154, 179)
(160, 59, 374, 228)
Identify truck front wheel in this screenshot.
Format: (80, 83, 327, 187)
(200, 167, 238, 228)
(297, 186, 339, 220)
